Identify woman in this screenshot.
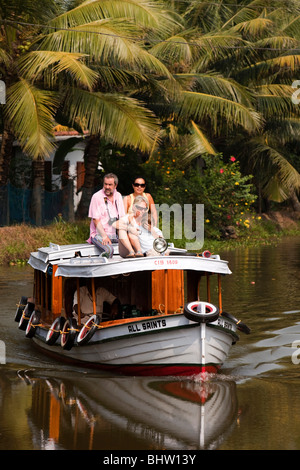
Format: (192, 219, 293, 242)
(123, 177, 157, 226)
(114, 195, 149, 258)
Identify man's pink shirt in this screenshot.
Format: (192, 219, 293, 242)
(87, 189, 125, 242)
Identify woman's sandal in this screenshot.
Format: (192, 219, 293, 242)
(125, 251, 135, 258)
(135, 251, 144, 257)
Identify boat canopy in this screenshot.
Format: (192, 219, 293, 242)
(28, 243, 232, 278)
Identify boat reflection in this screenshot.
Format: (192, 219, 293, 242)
(19, 371, 238, 450)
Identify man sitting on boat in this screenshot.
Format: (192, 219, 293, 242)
(73, 281, 121, 324)
(87, 173, 125, 258)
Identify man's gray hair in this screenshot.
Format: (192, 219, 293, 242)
(104, 173, 118, 185)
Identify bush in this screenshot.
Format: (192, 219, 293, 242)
(142, 152, 257, 239)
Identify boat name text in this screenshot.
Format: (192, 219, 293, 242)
(128, 319, 167, 333)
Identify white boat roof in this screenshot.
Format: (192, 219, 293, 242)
(28, 242, 232, 277)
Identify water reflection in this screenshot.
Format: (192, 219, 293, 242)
(4, 371, 238, 450)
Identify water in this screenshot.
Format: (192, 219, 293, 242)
(1, 238, 300, 451)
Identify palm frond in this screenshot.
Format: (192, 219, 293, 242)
(150, 35, 194, 68)
(5, 78, 59, 158)
(181, 121, 216, 163)
(49, 0, 181, 38)
(176, 72, 253, 106)
(283, 15, 300, 40)
(228, 17, 275, 39)
(248, 137, 300, 200)
(63, 88, 160, 152)
(179, 90, 262, 134)
(221, 5, 259, 30)
(18, 50, 98, 90)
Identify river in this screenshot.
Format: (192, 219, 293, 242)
(1, 237, 300, 451)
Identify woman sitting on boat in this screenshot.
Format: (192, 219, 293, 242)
(123, 177, 158, 226)
(139, 212, 169, 256)
(115, 196, 168, 258)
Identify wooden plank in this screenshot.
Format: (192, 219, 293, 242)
(51, 265, 63, 318)
(151, 269, 184, 314)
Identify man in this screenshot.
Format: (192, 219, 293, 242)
(73, 283, 120, 324)
(88, 173, 125, 257)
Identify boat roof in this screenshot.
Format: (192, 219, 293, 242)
(28, 242, 232, 277)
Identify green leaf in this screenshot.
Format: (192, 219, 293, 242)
(6, 79, 59, 158)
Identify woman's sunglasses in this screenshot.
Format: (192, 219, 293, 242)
(134, 205, 148, 212)
(133, 183, 146, 188)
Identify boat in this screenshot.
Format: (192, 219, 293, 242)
(15, 241, 250, 377)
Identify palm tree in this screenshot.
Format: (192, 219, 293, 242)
(148, 0, 300, 210)
(0, 0, 64, 186)
(1, 0, 180, 217)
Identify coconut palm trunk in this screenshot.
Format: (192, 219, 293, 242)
(0, 126, 14, 187)
(76, 135, 100, 220)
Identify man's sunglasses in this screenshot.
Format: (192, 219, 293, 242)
(133, 183, 146, 188)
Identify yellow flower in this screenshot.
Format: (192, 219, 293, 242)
(205, 219, 210, 223)
(235, 182, 239, 185)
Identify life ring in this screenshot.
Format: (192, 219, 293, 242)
(25, 310, 41, 338)
(184, 301, 219, 323)
(61, 318, 78, 350)
(77, 314, 101, 346)
(221, 311, 251, 335)
(18, 302, 35, 330)
(46, 317, 66, 345)
(15, 296, 28, 322)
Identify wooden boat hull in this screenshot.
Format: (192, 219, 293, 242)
(31, 313, 238, 376)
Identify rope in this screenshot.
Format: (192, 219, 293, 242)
(28, 322, 44, 329)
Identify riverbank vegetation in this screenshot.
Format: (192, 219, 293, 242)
(1, 212, 300, 265)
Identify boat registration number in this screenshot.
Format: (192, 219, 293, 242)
(216, 317, 234, 330)
(153, 259, 178, 266)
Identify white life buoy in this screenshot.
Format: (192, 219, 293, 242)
(77, 315, 101, 345)
(184, 301, 219, 323)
